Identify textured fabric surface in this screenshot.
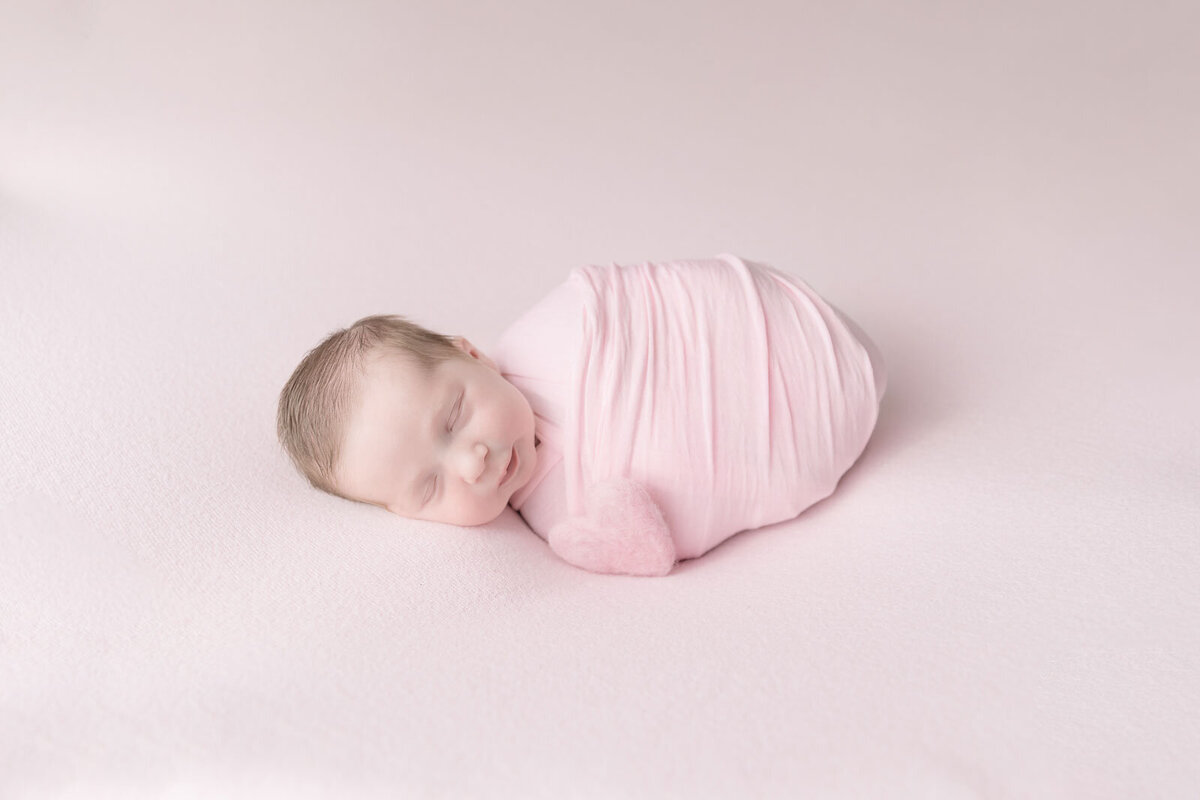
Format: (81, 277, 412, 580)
(565, 254, 881, 560)
(493, 260, 889, 569)
(546, 476, 677, 577)
(3, 1, 1199, 798)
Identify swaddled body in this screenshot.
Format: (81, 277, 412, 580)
(492, 253, 886, 573)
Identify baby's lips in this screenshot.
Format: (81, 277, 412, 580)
(498, 446, 517, 488)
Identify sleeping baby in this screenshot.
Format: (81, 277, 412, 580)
(276, 254, 887, 577)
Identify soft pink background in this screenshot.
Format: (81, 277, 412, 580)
(2, 1, 1197, 797)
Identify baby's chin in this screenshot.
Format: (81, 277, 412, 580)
(432, 499, 511, 527)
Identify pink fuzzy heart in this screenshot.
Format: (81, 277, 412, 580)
(547, 477, 676, 577)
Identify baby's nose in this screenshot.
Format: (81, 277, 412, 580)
(461, 442, 488, 484)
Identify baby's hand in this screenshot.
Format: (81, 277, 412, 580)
(547, 478, 676, 577)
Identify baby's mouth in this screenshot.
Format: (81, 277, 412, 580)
(499, 446, 518, 488)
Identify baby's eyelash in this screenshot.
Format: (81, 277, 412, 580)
(425, 392, 463, 506)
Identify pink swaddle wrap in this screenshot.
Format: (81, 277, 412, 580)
(493, 253, 885, 575)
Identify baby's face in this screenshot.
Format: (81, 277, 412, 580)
(336, 338, 538, 526)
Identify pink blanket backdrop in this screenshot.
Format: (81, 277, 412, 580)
(2, 1, 1197, 797)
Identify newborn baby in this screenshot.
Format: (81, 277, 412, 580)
(277, 254, 886, 577)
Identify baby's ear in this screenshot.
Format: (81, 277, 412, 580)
(452, 336, 498, 372)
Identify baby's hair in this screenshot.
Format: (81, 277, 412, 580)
(276, 314, 466, 502)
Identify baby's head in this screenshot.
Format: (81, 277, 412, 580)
(277, 314, 537, 526)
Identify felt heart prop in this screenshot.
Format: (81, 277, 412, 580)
(547, 477, 676, 576)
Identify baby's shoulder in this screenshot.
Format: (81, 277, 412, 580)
(494, 277, 584, 374)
